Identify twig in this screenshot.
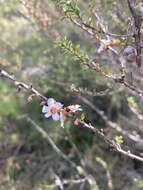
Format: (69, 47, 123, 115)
(80, 96, 142, 143)
(78, 120, 143, 162)
(92, 10, 133, 38)
(0, 69, 47, 101)
(67, 15, 119, 55)
(25, 116, 77, 168)
(123, 81, 143, 97)
(67, 13, 132, 39)
(95, 157, 113, 190)
(127, 0, 142, 67)
(66, 11, 126, 66)
(70, 84, 114, 97)
(60, 14, 143, 97)
(62, 177, 88, 185)
(64, 43, 143, 97)
(1, 68, 143, 162)
(19, 2, 142, 97)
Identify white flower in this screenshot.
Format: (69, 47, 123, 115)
(42, 98, 63, 121)
(67, 104, 82, 113)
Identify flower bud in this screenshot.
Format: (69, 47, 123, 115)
(123, 46, 137, 62)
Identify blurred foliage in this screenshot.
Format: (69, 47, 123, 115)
(0, 0, 143, 190)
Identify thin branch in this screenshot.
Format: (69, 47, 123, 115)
(80, 96, 142, 143)
(67, 14, 128, 79)
(63, 40, 124, 81)
(70, 84, 114, 97)
(64, 43, 143, 97)
(92, 10, 133, 38)
(20, 2, 143, 97)
(62, 177, 88, 185)
(59, 14, 143, 97)
(24, 116, 77, 168)
(127, 0, 142, 67)
(123, 81, 143, 97)
(67, 13, 133, 39)
(78, 120, 143, 162)
(67, 15, 119, 55)
(1, 68, 143, 162)
(0, 69, 47, 101)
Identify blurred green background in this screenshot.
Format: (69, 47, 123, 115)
(0, 0, 143, 189)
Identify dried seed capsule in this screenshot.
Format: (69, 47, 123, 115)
(123, 46, 137, 62)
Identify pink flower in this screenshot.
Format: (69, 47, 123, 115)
(67, 104, 82, 113)
(42, 98, 82, 128)
(42, 98, 63, 121)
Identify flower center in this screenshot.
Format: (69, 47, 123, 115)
(50, 106, 58, 113)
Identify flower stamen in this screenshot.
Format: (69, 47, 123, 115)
(50, 106, 58, 113)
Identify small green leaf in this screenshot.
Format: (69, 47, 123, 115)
(115, 135, 124, 145)
(80, 113, 85, 121)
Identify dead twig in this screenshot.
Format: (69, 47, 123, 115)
(1, 69, 143, 162)
(127, 0, 142, 67)
(0, 69, 47, 101)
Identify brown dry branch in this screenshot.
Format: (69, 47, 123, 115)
(1, 68, 143, 162)
(79, 121, 143, 162)
(25, 116, 77, 169)
(67, 14, 120, 55)
(63, 13, 143, 97)
(65, 39, 143, 97)
(67, 12, 132, 39)
(48, 80, 143, 142)
(19, 2, 143, 97)
(122, 81, 143, 97)
(91, 10, 133, 38)
(0, 69, 47, 102)
(66, 11, 125, 74)
(20, 116, 97, 189)
(127, 0, 142, 67)
(70, 84, 116, 97)
(62, 38, 124, 81)
(80, 96, 142, 143)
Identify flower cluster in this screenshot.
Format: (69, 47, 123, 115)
(42, 98, 82, 128)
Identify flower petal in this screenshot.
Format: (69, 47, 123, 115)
(45, 112, 52, 118)
(42, 105, 49, 113)
(68, 105, 82, 112)
(55, 102, 63, 109)
(52, 113, 60, 121)
(75, 105, 82, 111)
(60, 112, 65, 128)
(47, 98, 55, 106)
